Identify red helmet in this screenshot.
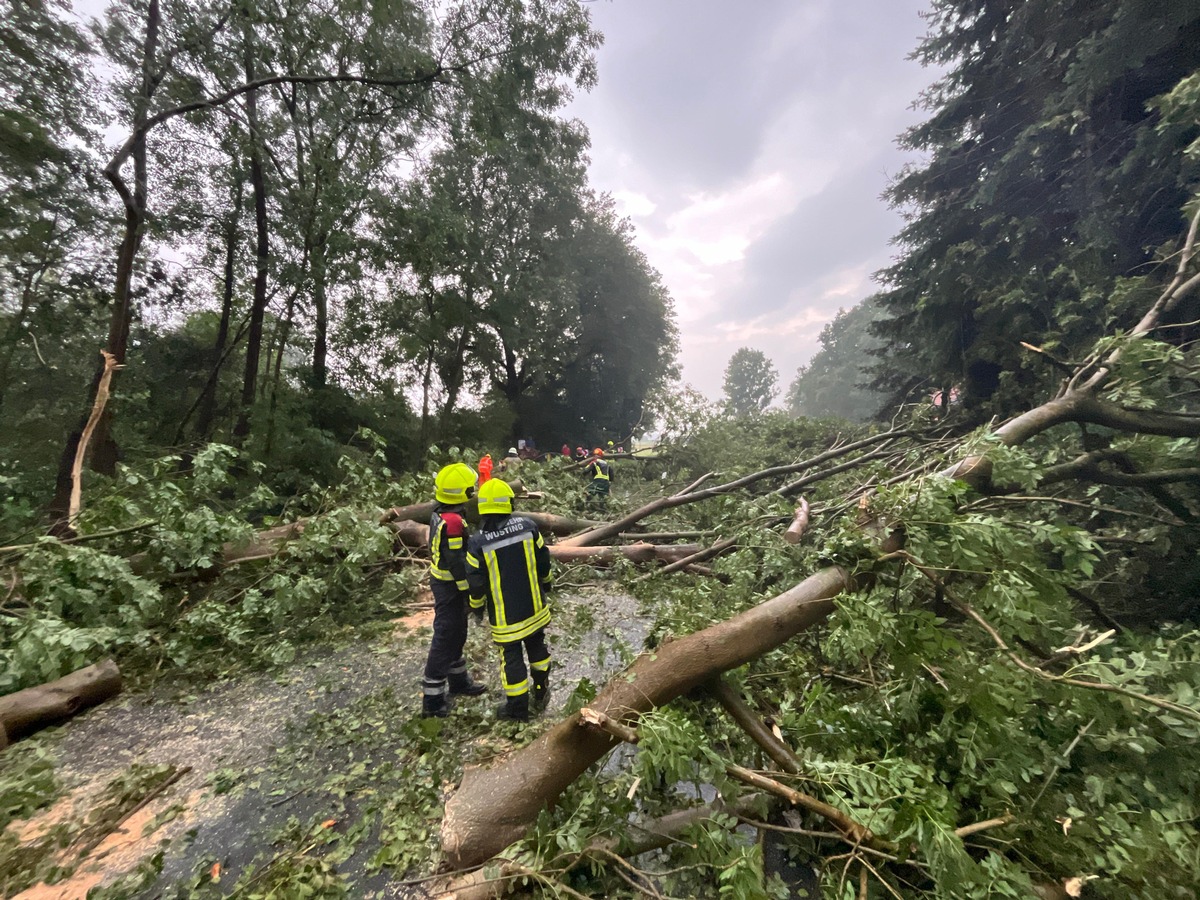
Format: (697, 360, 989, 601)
(593, 447, 604, 457)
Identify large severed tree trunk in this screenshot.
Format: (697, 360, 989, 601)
(0, 660, 122, 750)
(435, 794, 768, 900)
(440, 566, 853, 868)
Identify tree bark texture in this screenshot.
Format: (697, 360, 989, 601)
(439, 566, 853, 868)
(783, 499, 811, 544)
(69, 351, 120, 528)
(311, 236, 329, 388)
(433, 794, 768, 900)
(0, 659, 122, 749)
(193, 155, 243, 443)
(546, 542, 702, 566)
(233, 18, 269, 441)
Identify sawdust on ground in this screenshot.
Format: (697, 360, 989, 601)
(1, 587, 648, 897)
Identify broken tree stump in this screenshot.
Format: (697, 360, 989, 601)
(439, 565, 853, 868)
(784, 498, 811, 544)
(0, 659, 122, 749)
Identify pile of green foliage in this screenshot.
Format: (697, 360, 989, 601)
(498, 401, 1200, 898)
(0, 433, 432, 694)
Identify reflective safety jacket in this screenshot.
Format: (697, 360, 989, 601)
(429, 505, 469, 591)
(585, 458, 612, 492)
(466, 514, 553, 643)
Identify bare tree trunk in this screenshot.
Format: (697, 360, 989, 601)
(193, 157, 243, 443)
(233, 18, 269, 442)
(0, 660, 122, 749)
(311, 236, 329, 388)
(436, 325, 472, 432)
(49, 0, 160, 524)
(264, 287, 300, 457)
(440, 567, 853, 868)
(418, 344, 434, 458)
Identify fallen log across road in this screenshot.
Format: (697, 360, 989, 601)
(390, 520, 703, 566)
(0, 659, 123, 750)
(439, 565, 854, 868)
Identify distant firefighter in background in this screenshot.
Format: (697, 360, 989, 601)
(583, 447, 613, 510)
(498, 447, 521, 476)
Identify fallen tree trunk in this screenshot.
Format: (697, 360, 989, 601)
(440, 566, 853, 868)
(126, 520, 307, 576)
(382, 484, 603, 537)
(634, 536, 737, 582)
(783, 498, 811, 544)
(0, 659, 122, 749)
(548, 541, 703, 566)
(389, 523, 702, 567)
(617, 529, 707, 542)
(433, 794, 768, 900)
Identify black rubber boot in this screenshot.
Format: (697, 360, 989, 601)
(421, 692, 453, 718)
(448, 670, 487, 697)
(496, 693, 530, 722)
(531, 670, 550, 714)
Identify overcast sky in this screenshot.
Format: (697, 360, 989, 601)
(566, 0, 938, 400)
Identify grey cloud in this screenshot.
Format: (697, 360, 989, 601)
(569, 1, 940, 396)
(580, 0, 932, 194)
(581, 0, 803, 189)
(730, 149, 905, 322)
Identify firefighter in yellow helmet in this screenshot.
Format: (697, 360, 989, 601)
(421, 462, 487, 717)
(466, 479, 554, 721)
(583, 447, 613, 510)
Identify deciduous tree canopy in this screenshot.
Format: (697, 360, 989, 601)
(722, 346, 778, 417)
